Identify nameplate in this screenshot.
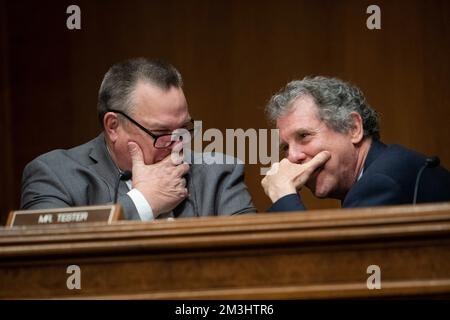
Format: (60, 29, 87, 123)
(6, 205, 123, 227)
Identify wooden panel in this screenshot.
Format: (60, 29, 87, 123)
(0, 0, 14, 226)
(1, 202, 450, 299)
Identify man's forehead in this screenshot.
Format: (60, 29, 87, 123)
(290, 95, 320, 116)
(132, 81, 184, 107)
(277, 96, 321, 133)
(126, 81, 190, 131)
(131, 80, 187, 114)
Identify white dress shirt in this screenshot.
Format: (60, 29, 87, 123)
(125, 180, 155, 221)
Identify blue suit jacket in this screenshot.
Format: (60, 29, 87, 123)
(268, 140, 450, 212)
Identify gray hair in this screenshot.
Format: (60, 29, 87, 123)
(266, 76, 380, 140)
(97, 58, 183, 128)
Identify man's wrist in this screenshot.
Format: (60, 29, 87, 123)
(269, 186, 297, 203)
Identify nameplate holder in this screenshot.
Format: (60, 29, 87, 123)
(6, 204, 123, 227)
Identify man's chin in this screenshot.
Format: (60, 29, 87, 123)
(306, 170, 330, 198)
(314, 190, 329, 198)
(306, 181, 329, 199)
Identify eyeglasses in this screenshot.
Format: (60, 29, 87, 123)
(107, 109, 195, 149)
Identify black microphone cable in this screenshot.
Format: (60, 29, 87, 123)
(113, 170, 132, 203)
(413, 156, 440, 204)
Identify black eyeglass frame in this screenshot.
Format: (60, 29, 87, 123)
(107, 109, 195, 149)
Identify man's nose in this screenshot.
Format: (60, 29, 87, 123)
(287, 146, 307, 164)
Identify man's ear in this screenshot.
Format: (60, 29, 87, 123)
(349, 112, 364, 144)
(103, 112, 120, 142)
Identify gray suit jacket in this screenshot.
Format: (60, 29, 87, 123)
(21, 134, 256, 219)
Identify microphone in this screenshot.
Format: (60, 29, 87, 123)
(413, 156, 440, 204)
(113, 170, 132, 203)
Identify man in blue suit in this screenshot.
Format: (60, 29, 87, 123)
(261, 76, 450, 212)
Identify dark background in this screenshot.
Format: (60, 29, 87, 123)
(1, 0, 449, 224)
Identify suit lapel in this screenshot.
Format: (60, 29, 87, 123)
(175, 151, 201, 217)
(88, 133, 124, 200)
(342, 139, 387, 207)
(173, 170, 197, 218)
(363, 139, 387, 172)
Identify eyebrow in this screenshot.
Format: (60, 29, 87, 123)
(296, 128, 314, 134)
(146, 118, 193, 132)
(278, 128, 315, 148)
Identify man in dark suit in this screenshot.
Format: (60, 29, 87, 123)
(21, 58, 255, 219)
(261, 76, 450, 211)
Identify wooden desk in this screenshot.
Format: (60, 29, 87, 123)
(1, 203, 450, 299)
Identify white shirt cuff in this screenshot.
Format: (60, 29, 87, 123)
(127, 188, 154, 221)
